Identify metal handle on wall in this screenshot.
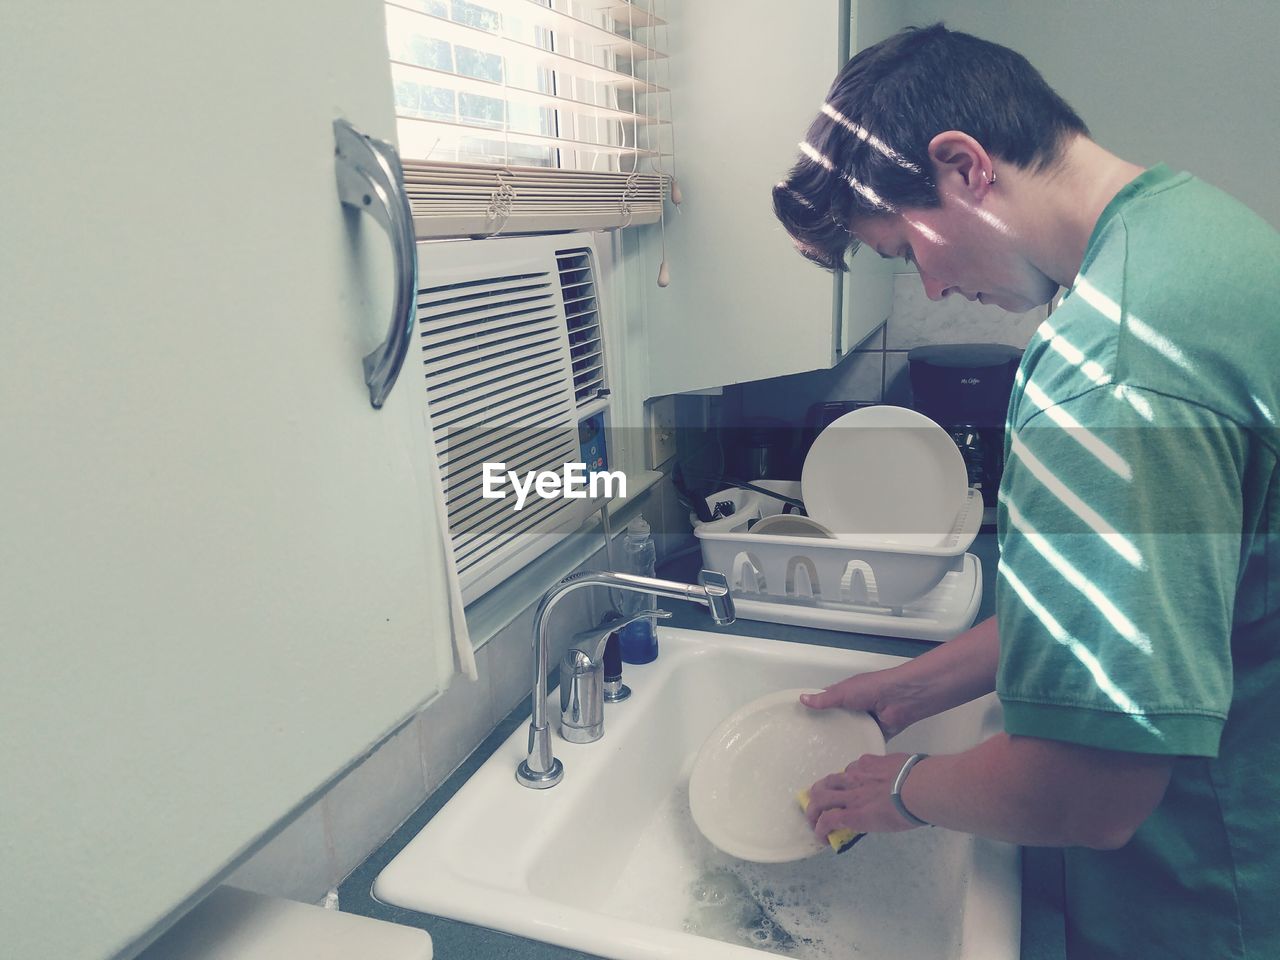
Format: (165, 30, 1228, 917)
(333, 118, 417, 409)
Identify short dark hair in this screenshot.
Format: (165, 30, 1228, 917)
(772, 23, 1089, 271)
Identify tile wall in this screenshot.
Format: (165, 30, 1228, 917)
(732, 272, 1048, 424)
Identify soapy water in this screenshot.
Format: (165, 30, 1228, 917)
(684, 868, 803, 953)
(597, 783, 968, 959)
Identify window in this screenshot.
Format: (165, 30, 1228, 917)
(384, 0, 673, 235)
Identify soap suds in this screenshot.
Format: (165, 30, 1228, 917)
(598, 782, 969, 959)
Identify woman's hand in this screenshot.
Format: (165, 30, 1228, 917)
(801, 616, 1001, 742)
(800, 671, 909, 740)
(804, 752, 924, 838)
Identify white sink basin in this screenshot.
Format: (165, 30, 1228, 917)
(374, 628, 1020, 960)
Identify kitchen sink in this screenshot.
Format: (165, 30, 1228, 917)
(373, 627, 1019, 960)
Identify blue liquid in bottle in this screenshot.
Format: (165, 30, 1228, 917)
(619, 515, 659, 664)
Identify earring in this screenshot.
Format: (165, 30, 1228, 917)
(987, 170, 997, 186)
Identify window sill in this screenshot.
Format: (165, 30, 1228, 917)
(462, 469, 664, 652)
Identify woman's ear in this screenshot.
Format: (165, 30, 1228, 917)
(927, 131, 995, 200)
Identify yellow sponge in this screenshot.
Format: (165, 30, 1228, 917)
(796, 789, 865, 854)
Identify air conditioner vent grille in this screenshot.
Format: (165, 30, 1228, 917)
(556, 248, 606, 406)
(419, 266, 581, 583)
(417, 235, 610, 602)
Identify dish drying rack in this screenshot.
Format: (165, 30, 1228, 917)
(692, 480, 983, 642)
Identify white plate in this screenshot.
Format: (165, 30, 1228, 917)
(688, 688, 885, 863)
(801, 405, 967, 548)
(749, 513, 834, 538)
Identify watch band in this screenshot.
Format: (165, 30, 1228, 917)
(891, 752, 932, 827)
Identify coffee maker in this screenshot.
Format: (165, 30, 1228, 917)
(907, 344, 1023, 512)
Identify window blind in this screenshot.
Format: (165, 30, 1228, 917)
(385, 0, 674, 236)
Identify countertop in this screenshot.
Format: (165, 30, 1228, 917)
(339, 532, 1067, 959)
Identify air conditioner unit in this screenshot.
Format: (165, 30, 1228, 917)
(415, 232, 613, 604)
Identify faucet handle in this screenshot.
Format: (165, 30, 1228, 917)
(640, 607, 674, 622)
(560, 608, 673, 745)
(570, 609, 671, 663)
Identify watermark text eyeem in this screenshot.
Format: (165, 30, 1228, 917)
(482, 462, 626, 511)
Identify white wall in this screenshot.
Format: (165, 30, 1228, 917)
(643, 0, 858, 397)
(1, 3, 461, 958)
(906, 0, 1280, 228)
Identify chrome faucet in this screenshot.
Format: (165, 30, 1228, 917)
(516, 569, 735, 789)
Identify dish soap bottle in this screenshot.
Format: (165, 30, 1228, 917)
(619, 515, 659, 664)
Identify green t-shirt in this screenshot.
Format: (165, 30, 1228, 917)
(996, 164, 1280, 959)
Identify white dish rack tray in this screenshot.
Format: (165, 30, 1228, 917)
(692, 480, 983, 642)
